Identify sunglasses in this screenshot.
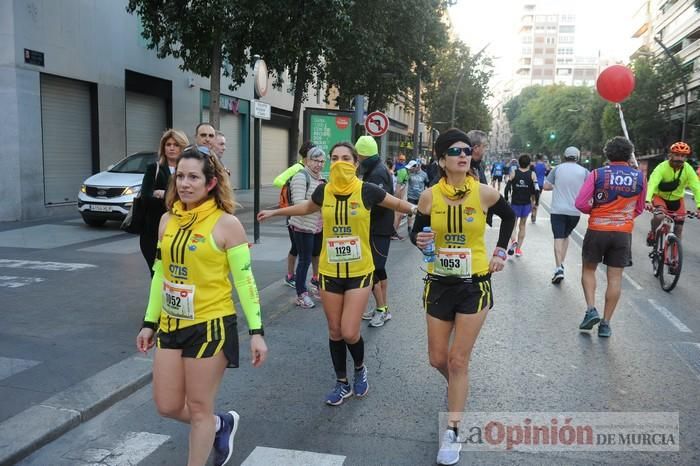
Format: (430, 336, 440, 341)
(445, 146, 473, 157)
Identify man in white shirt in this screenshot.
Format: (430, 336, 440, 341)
(543, 146, 589, 284)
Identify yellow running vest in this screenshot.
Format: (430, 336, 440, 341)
(429, 177, 489, 277)
(159, 206, 234, 331)
(319, 184, 375, 278)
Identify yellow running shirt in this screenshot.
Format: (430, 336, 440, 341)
(428, 177, 489, 277)
(312, 182, 386, 278)
(159, 199, 234, 331)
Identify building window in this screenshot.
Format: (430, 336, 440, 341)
(521, 47, 532, 55)
(546, 37, 556, 45)
(557, 47, 574, 55)
(534, 58, 544, 65)
(559, 25, 575, 33)
(559, 35, 574, 44)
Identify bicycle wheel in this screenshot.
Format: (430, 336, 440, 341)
(652, 234, 663, 277)
(659, 234, 682, 292)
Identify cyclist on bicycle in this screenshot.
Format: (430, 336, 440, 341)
(646, 141, 700, 245)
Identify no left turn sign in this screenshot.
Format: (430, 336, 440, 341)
(365, 111, 389, 137)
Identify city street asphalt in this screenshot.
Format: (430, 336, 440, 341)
(1, 188, 700, 465)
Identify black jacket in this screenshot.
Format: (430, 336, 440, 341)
(359, 156, 395, 236)
(140, 161, 172, 236)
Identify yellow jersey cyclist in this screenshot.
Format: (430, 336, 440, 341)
(646, 141, 700, 245)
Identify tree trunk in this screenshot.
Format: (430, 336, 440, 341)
(290, 60, 309, 165)
(209, 41, 222, 130)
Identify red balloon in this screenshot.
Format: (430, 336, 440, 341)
(596, 65, 636, 103)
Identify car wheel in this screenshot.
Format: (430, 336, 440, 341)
(82, 217, 107, 227)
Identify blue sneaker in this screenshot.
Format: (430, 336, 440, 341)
(353, 365, 369, 397)
(213, 411, 239, 466)
(598, 320, 612, 337)
(325, 380, 353, 406)
(579, 308, 601, 330)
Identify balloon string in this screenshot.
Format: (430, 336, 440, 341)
(616, 103, 638, 169)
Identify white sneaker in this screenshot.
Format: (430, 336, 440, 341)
(436, 429, 461, 465)
(295, 292, 315, 308)
(362, 309, 375, 320)
(369, 310, 391, 327)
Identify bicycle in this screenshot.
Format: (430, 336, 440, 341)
(648, 207, 697, 292)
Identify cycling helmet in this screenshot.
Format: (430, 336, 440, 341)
(669, 141, 691, 156)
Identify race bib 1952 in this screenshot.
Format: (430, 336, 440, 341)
(326, 236, 362, 263)
(162, 280, 195, 320)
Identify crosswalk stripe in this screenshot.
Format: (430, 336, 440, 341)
(0, 276, 45, 288)
(0, 259, 96, 271)
(242, 446, 346, 466)
(0, 356, 40, 381)
(81, 432, 169, 466)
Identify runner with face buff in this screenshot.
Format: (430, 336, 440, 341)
(258, 142, 417, 406)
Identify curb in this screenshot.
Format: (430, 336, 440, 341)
(0, 279, 297, 465)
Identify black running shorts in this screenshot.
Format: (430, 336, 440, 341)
(319, 273, 373, 295)
(157, 314, 239, 368)
(581, 230, 632, 268)
(422, 274, 493, 321)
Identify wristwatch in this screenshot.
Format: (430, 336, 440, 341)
(493, 248, 507, 260)
(408, 205, 418, 217)
(249, 328, 265, 336)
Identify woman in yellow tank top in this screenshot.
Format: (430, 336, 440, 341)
(410, 129, 515, 465)
(136, 146, 267, 466)
(258, 142, 417, 407)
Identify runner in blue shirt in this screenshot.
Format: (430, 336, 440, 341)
(490, 160, 505, 191)
(531, 154, 549, 223)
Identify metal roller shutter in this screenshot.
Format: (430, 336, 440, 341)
(125, 91, 167, 154)
(40, 74, 92, 205)
(261, 125, 289, 186)
(218, 113, 242, 188)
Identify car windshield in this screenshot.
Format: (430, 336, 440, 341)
(109, 153, 156, 174)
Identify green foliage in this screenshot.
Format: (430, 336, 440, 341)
(423, 40, 493, 132)
(325, 0, 448, 111)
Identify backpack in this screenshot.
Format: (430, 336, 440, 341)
(279, 169, 311, 208)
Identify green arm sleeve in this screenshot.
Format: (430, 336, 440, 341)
(273, 162, 304, 188)
(143, 259, 163, 329)
(646, 167, 661, 202)
(227, 243, 263, 331)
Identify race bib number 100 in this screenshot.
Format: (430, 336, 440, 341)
(327, 236, 362, 263)
(434, 248, 471, 277)
(162, 280, 195, 320)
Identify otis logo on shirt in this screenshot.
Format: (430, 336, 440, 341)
(169, 264, 188, 279)
(332, 226, 352, 235)
(444, 234, 466, 245)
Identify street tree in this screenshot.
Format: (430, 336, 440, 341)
(126, 0, 258, 130)
(423, 40, 493, 134)
(326, 0, 448, 112)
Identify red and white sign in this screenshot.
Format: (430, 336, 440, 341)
(364, 111, 389, 137)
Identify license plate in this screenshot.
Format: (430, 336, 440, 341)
(89, 204, 112, 212)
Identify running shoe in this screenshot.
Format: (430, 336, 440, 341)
(598, 320, 612, 337)
(213, 410, 239, 466)
(369, 310, 391, 327)
(325, 380, 353, 406)
(531, 214, 536, 224)
(284, 274, 296, 288)
(295, 292, 315, 309)
(646, 231, 655, 247)
(391, 233, 405, 241)
(507, 241, 518, 256)
(579, 307, 601, 330)
(515, 247, 523, 257)
(551, 266, 564, 284)
(309, 277, 321, 298)
(353, 365, 369, 397)
(362, 308, 376, 320)
(436, 429, 461, 465)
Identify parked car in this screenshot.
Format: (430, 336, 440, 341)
(78, 152, 157, 226)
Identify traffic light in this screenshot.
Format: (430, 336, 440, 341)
(549, 131, 556, 141)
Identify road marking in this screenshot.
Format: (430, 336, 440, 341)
(242, 447, 346, 466)
(0, 275, 45, 288)
(622, 272, 643, 290)
(571, 229, 584, 242)
(670, 342, 700, 379)
(0, 259, 96, 271)
(78, 431, 169, 466)
(648, 299, 692, 333)
(0, 356, 41, 381)
(535, 373, 546, 378)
